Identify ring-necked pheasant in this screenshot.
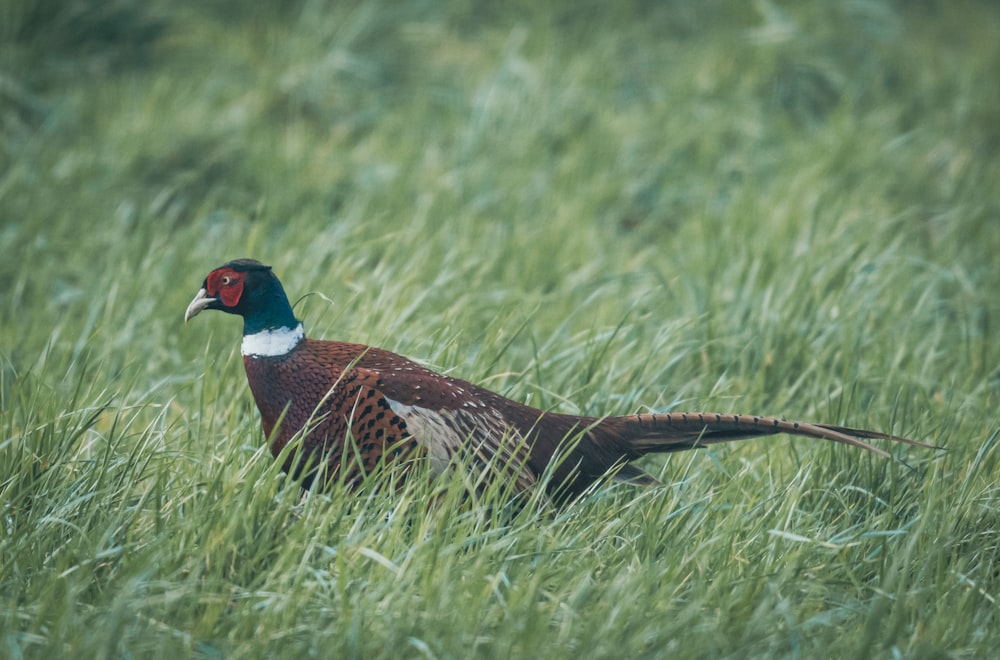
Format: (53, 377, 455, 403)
(185, 258, 931, 502)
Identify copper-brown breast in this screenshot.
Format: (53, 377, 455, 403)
(242, 340, 420, 484)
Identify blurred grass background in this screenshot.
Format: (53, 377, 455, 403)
(1, 0, 998, 657)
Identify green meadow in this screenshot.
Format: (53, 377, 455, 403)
(2, 1, 998, 656)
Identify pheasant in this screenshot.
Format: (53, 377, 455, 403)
(184, 258, 931, 502)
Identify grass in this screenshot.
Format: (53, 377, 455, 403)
(1, 0, 999, 656)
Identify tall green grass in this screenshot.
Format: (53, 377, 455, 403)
(2, 0, 998, 656)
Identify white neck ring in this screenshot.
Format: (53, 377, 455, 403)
(242, 324, 305, 357)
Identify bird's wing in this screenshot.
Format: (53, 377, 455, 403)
(348, 366, 541, 498)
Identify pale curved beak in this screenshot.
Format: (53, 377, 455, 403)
(184, 288, 216, 323)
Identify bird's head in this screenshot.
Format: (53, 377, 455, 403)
(184, 259, 299, 335)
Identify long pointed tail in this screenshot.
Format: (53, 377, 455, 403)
(606, 412, 935, 459)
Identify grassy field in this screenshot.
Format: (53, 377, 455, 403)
(2, 0, 999, 657)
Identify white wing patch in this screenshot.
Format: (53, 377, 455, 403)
(385, 397, 538, 495)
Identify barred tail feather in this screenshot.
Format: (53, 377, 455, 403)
(613, 412, 935, 459)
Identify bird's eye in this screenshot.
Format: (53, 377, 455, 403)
(221, 275, 232, 285)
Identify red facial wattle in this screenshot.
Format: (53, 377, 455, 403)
(206, 269, 244, 308)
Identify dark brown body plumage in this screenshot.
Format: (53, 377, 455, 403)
(186, 259, 933, 503)
(242, 339, 617, 496)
